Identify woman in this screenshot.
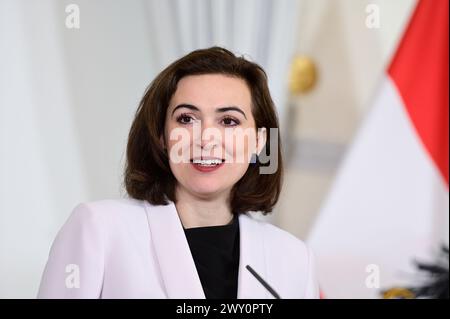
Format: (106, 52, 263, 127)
(38, 47, 319, 299)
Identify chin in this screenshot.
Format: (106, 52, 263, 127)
(187, 182, 227, 197)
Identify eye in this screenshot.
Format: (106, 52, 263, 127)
(176, 114, 195, 125)
(221, 116, 240, 127)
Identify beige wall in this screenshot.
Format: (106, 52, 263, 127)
(275, 0, 417, 239)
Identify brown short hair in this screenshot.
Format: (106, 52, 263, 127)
(124, 47, 283, 215)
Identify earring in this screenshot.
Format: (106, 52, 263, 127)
(250, 153, 258, 164)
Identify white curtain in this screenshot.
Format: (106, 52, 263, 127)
(145, 0, 301, 125)
(0, 0, 300, 298)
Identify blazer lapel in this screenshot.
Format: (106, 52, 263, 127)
(144, 201, 272, 299)
(237, 214, 272, 298)
(144, 200, 205, 299)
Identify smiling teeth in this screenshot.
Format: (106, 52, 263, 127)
(193, 159, 222, 166)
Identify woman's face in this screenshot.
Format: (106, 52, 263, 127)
(164, 74, 265, 199)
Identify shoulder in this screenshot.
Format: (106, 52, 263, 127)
(74, 198, 146, 215)
(240, 214, 309, 256)
(38, 198, 145, 298)
(60, 198, 149, 238)
(239, 215, 314, 278)
(240, 214, 319, 298)
(68, 198, 147, 221)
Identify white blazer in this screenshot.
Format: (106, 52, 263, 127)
(38, 198, 319, 299)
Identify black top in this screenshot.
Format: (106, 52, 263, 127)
(183, 214, 240, 299)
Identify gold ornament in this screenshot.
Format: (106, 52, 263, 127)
(382, 287, 415, 299)
(289, 55, 318, 95)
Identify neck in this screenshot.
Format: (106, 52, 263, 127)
(174, 185, 233, 228)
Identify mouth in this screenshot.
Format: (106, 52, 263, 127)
(190, 157, 225, 172)
(190, 157, 225, 166)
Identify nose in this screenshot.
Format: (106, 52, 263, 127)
(192, 121, 221, 152)
(197, 132, 219, 151)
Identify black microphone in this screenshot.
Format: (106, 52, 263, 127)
(246, 265, 281, 299)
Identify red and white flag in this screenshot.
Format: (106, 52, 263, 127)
(308, 0, 449, 298)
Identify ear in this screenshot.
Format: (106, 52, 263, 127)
(256, 127, 267, 155)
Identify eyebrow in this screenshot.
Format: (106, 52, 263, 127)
(171, 103, 247, 119)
